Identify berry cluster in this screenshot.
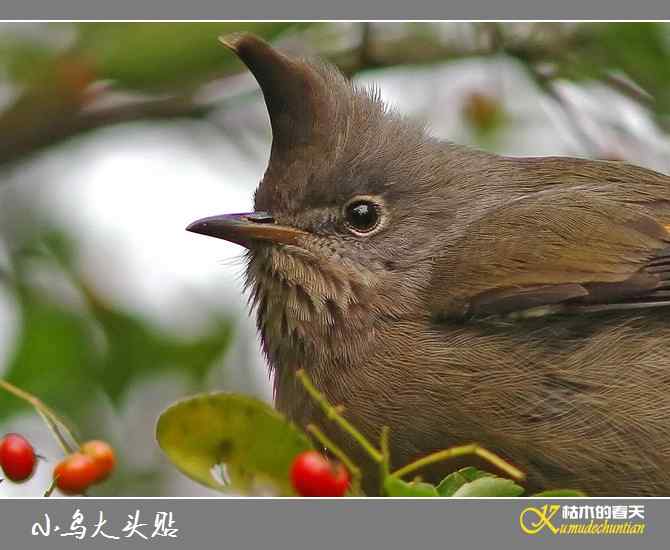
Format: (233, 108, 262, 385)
(0, 433, 115, 495)
(55, 440, 116, 494)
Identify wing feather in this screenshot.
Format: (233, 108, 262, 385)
(430, 189, 670, 320)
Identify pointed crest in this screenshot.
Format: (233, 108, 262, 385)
(220, 33, 337, 158)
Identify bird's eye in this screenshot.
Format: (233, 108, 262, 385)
(344, 198, 383, 235)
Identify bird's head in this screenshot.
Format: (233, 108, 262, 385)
(187, 33, 467, 372)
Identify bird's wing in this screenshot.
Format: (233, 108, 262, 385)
(429, 188, 670, 320)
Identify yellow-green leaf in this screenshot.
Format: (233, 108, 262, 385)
(156, 392, 312, 495)
(452, 476, 524, 497)
(384, 477, 439, 497)
(436, 467, 497, 496)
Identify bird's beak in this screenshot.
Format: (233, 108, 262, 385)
(186, 212, 308, 248)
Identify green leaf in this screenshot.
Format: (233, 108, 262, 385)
(455, 466, 494, 482)
(436, 467, 496, 496)
(436, 471, 468, 496)
(452, 476, 524, 497)
(384, 476, 439, 497)
(156, 392, 312, 495)
(533, 489, 587, 497)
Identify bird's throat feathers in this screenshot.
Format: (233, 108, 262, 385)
(245, 244, 388, 380)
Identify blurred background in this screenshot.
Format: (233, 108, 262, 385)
(1, 21, 670, 496)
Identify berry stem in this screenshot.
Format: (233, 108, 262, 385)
(306, 424, 362, 495)
(0, 379, 79, 454)
(379, 426, 391, 495)
(43, 478, 57, 497)
(390, 443, 525, 481)
(295, 370, 383, 463)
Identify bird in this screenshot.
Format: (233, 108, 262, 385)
(187, 32, 670, 496)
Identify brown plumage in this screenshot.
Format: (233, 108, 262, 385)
(188, 33, 670, 495)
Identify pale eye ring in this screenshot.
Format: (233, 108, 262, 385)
(343, 197, 384, 235)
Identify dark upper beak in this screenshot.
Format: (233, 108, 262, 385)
(186, 212, 308, 248)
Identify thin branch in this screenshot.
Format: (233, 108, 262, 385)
(604, 71, 655, 107)
(357, 23, 376, 69)
(379, 425, 391, 495)
(296, 370, 383, 463)
(391, 443, 525, 481)
(0, 379, 79, 454)
(43, 478, 57, 497)
(527, 64, 603, 157)
(0, 95, 210, 167)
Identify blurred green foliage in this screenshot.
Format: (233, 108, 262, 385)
(2, 21, 670, 164)
(74, 22, 301, 91)
(568, 23, 670, 114)
(0, 229, 234, 427)
(1, 22, 300, 89)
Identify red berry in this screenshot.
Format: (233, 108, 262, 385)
(290, 451, 349, 497)
(80, 440, 115, 482)
(54, 453, 99, 495)
(0, 433, 37, 482)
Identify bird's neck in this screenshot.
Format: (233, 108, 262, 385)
(247, 248, 403, 419)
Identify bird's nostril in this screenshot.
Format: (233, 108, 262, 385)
(246, 212, 275, 224)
